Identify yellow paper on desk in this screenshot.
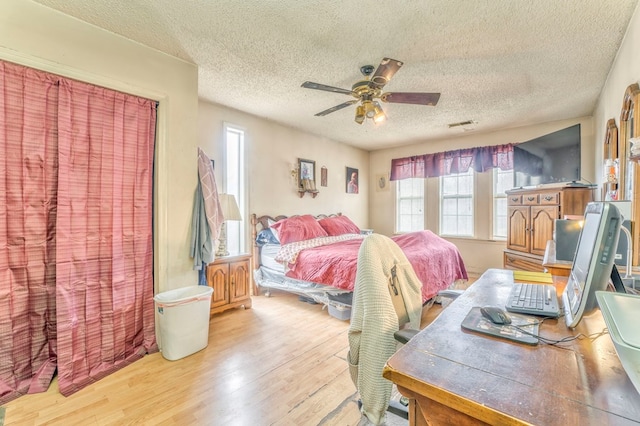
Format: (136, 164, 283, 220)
(513, 270, 553, 283)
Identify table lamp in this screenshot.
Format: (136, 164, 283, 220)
(216, 193, 242, 257)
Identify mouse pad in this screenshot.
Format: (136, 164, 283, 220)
(461, 307, 540, 345)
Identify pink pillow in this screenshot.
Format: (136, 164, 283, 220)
(318, 215, 360, 236)
(270, 215, 328, 244)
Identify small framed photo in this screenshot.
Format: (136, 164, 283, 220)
(321, 166, 328, 187)
(375, 173, 390, 192)
(298, 158, 316, 190)
(346, 167, 359, 194)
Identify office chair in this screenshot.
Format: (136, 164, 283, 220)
(388, 288, 462, 418)
(347, 234, 463, 424)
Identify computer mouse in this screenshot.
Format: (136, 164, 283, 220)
(480, 306, 512, 325)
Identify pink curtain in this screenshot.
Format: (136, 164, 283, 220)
(0, 60, 157, 403)
(55, 79, 157, 396)
(390, 143, 515, 180)
(0, 63, 59, 403)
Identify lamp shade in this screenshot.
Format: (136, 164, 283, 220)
(218, 193, 242, 221)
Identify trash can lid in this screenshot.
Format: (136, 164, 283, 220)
(153, 285, 213, 304)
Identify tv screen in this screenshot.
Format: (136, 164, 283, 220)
(513, 124, 581, 188)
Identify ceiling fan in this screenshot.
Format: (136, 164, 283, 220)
(301, 57, 440, 125)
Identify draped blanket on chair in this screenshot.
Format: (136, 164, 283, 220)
(348, 234, 423, 425)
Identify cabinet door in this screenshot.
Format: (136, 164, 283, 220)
(507, 206, 530, 253)
(207, 263, 229, 309)
(229, 259, 250, 303)
(530, 205, 558, 256)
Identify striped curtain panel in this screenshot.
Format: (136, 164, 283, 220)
(55, 78, 158, 396)
(0, 62, 60, 404)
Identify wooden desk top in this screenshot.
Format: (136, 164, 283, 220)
(383, 268, 640, 425)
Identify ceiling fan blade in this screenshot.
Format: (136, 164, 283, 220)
(381, 92, 441, 106)
(315, 100, 358, 116)
(370, 58, 403, 90)
(301, 81, 354, 96)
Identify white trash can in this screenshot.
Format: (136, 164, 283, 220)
(154, 285, 213, 361)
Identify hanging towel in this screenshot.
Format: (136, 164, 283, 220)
(197, 147, 224, 237)
(190, 148, 224, 280)
(190, 180, 213, 283)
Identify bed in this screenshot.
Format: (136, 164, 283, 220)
(251, 213, 468, 310)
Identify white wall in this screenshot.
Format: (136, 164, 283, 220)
(369, 116, 595, 275)
(197, 101, 370, 236)
(0, 0, 199, 292)
(593, 3, 640, 176)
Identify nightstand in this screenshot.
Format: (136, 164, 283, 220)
(206, 253, 252, 316)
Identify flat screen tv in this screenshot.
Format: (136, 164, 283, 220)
(513, 124, 581, 188)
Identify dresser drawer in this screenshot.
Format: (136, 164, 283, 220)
(522, 194, 539, 205)
(503, 250, 544, 272)
(539, 192, 560, 205)
(508, 194, 523, 205)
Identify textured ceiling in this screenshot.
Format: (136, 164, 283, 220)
(33, 0, 639, 150)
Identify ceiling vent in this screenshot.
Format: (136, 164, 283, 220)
(448, 120, 477, 132)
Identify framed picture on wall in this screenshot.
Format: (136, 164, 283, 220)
(375, 173, 390, 192)
(321, 166, 328, 187)
(346, 167, 359, 194)
(298, 158, 316, 191)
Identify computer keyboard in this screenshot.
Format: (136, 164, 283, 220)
(505, 283, 560, 317)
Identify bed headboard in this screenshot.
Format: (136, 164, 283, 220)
(250, 213, 342, 269)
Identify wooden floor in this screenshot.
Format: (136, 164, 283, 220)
(3, 278, 474, 425)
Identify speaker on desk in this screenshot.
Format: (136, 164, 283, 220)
(555, 219, 583, 262)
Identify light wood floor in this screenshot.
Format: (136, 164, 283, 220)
(3, 278, 474, 426)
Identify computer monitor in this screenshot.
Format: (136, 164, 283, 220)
(562, 202, 622, 328)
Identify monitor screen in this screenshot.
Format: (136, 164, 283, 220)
(562, 202, 621, 328)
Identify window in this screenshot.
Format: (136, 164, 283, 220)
(396, 178, 424, 232)
(223, 123, 246, 253)
(440, 169, 473, 236)
(493, 168, 513, 239)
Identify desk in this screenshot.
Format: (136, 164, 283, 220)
(383, 268, 640, 425)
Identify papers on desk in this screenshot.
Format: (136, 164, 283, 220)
(513, 270, 553, 284)
(461, 307, 540, 345)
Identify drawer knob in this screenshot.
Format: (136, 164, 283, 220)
(511, 197, 519, 202)
(544, 196, 553, 201)
(527, 196, 535, 201)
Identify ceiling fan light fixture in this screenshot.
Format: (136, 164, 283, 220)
(373, 102, 386, 124)
(355, 105, 365, 124)
(363, 101, 376, 118)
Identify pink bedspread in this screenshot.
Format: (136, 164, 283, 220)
(285, 231, 467, 302)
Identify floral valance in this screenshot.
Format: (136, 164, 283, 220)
(390, 143, 515, 181)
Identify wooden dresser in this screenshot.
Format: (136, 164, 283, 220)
(206, 253, 252, 316)
(504, 186, 593, 272)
